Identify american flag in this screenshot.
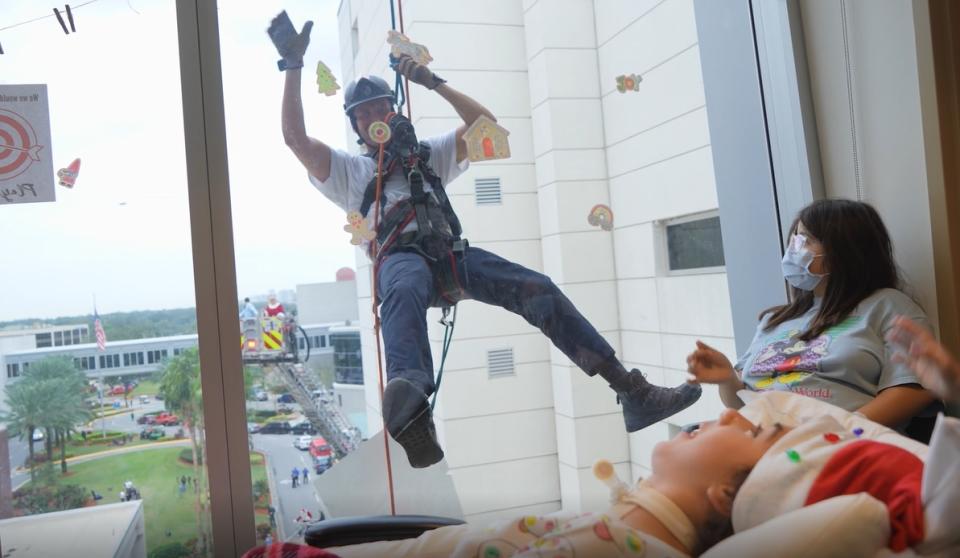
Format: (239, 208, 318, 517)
(94, 311, 107, 352)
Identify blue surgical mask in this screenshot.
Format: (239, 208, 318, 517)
(781, 234, 827, 291)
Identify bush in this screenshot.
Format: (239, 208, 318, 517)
(14, 483, 89, 514)
(256, 523, 272, 542)
(178, 448, 203, 465)
(148, 542, 190, 558)
(252, 479, 269, 504)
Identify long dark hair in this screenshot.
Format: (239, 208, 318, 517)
(762, 199, 900, 340)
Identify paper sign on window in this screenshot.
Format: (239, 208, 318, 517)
(0, 84, 55, 205)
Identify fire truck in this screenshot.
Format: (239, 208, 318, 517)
(240, 315, 310, 364)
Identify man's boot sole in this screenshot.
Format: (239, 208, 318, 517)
(383, 379, 444, 468)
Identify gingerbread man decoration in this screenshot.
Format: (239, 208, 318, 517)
(344, 211, 376, 245)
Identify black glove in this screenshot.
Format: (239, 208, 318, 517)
(392, 55, 446, 90)
(268, 11, 313, 71)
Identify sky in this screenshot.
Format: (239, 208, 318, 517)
(0, 0, 358, 322)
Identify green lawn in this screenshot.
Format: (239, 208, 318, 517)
(130, 380, 160, 397)
(62, 447, 203, 552)
(49, 446, 271, 553)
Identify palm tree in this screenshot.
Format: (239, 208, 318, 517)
(19, 357, 91, 473)
(1, 381, 47, 482)
(159, 348, 210, 555)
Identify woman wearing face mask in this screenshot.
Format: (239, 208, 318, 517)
(686, 199, 937, 430)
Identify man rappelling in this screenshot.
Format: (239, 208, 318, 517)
(271, 12, 701, 469)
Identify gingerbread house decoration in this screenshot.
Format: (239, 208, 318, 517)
(462, 115, 511, 162)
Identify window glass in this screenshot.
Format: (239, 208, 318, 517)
(0, 2, 215, 555)
(666, 216, 726, 271)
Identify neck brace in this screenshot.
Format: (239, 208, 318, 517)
(611, 481, 698, 553)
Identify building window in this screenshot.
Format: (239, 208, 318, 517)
(113, 354, 120, 368)
(6, 363, 19, 378)
(99, 356, 105, 369)
(662, 214, 725, 273)
(36, 332, 52, 348)
(123, 354, 130, 367)
(73, 329, 82, 344)
(487, 348, 515, 378)
(54, 331, 63, 346)
(319, 335, 326, 348)
(475, 177, 502, 205)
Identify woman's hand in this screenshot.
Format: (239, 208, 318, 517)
(887, 316, 960, 403)
(686, 340, 737, 384)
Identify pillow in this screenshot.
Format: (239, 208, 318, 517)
(728, 392, 960, 556)
(702, 494, 890, 558)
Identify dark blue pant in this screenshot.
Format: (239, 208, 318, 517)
(376, 247, 616, 396)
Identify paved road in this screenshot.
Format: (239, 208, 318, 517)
(252, 433, 329, 541)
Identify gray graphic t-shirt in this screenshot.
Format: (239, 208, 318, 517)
(736, 288, 929, 412)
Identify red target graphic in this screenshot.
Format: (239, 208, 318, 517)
(0, 108, 43, 181)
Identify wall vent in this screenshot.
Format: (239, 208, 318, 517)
(487, 348, 515, 378)
(475, 177, 502, 205)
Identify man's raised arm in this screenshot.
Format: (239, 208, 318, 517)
(282, 67, 333, 182)
(270, 12, 333, 182)
(393, 55, 495, 163)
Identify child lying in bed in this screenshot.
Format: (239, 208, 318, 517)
(244, 394, 958, 558)
(280, 408, 790, 558)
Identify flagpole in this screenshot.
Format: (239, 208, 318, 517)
(94, 294, 106, 440)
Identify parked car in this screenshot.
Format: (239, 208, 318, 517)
(247, 422, 261, 434)
(138, 395, 150, 404)
(139, 426, 166, 440)
(258, 421, 291, 435)
(291, 422, 316, 435)
(155, 412, 180, 426)
(31, 429, 44, 442)
(294, 435, 312, 450)
(277, 393, 296, 404)
(254, 390, 268, 402)
(110, 385, 127, 395)
(137, 413, 159, 425)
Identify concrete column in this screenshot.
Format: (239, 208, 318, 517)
(523, 0, 628, 514)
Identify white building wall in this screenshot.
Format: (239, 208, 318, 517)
(338, 0, 734, 520)
(296, 280, 359, 324)
(592, 0, 732, 488)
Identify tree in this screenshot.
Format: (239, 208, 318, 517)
(159, 348, 211, 555)
(21, 357, 91, 473)
(1, 381, 47, 482)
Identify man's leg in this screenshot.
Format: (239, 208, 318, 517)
(377, 252, 436, 395)
(376, 252, 444, 468)
(458, 247, 700, 431)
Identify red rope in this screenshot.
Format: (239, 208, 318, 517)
(370, 142, 397, 516)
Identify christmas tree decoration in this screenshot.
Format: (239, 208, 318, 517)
(316, 60, 340, 96)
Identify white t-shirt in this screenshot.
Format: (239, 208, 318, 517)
(308, 129, 469, 228)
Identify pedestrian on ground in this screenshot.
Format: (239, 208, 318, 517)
(291, 467, 299, 488)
